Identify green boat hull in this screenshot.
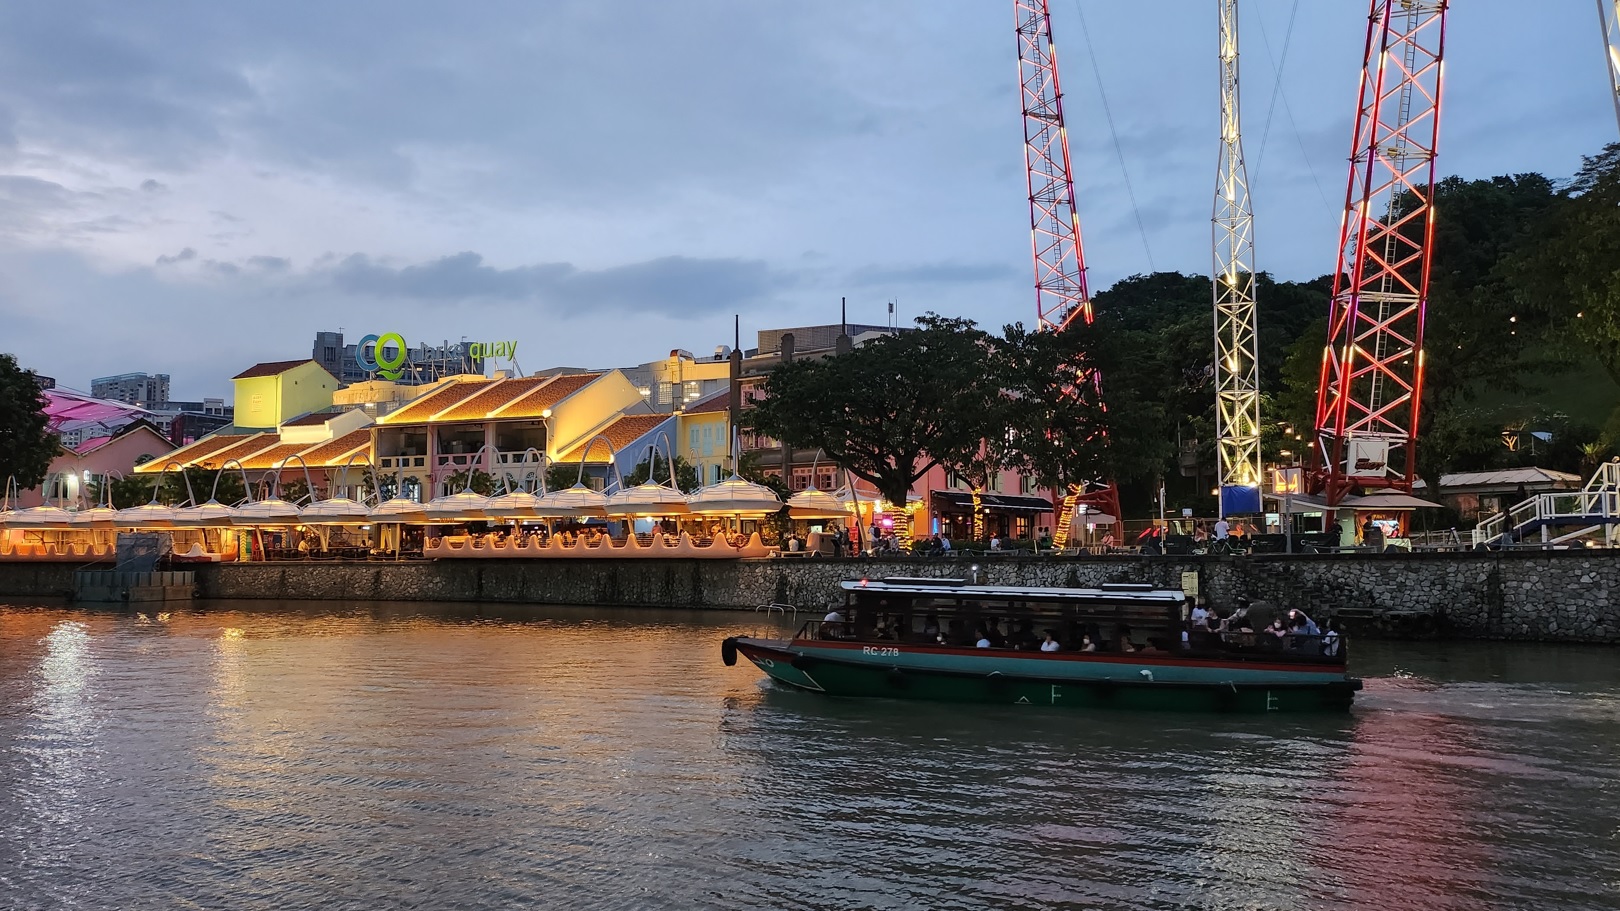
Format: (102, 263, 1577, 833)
(727, 639, 1358, 714)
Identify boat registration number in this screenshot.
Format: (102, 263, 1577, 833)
(862, 646, 900, 657)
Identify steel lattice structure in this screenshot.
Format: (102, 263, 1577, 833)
(1016, 0, 1091, 333)
(1602, 0, 1620, 134)
(1212, 0, 1262, 515)
(1014, 0, 1119, 536)
(1312, 0, 1448, 505)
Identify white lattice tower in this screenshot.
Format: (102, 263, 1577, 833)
(1212, 0, 1262, 516)
(1602, 0, 1620, 134)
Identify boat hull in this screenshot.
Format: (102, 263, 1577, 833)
(729, 638, 1359, 713)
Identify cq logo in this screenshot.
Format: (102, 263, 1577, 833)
(356, 332, 409, 381)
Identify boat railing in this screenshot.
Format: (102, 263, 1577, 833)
(793, 619, 1348, 662)
(754, 602, 799, 624)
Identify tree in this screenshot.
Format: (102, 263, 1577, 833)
(622, 453, 700, 491)
(0, 354, 56, 491)
(442, 469, 495, 496)
(1509, 143, 1620, 383)
(746, 314, 999, 509)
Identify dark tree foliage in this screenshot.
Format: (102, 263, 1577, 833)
(0, 354, 56, 490)
(746, 314, 999, 507)
(1509, 143, 1620, 383)
(622, 453, 700, 492)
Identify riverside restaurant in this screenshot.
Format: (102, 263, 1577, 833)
(2, 370, 871, 563)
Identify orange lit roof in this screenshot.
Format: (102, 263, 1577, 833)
(381, 379, 498, 425)
(193, 434, 280, 470)
(136, 433, 252, 472)
(494, 372, 603, 419)
(556, 413, 670, 464)
(681, 389, 730, 415)
(237, 442, 316, 471)
(299, 428, 373, 466)
(435, 376, 558, 423)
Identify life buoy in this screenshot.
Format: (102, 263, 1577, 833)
(721, 637, 738, 667)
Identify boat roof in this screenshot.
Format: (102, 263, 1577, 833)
(841, 578, 1186, 602)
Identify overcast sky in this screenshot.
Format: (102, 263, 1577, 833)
(1, 0, 1614, 400)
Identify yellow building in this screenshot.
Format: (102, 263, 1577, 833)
(232, 360, 340, 430)
(675, 390, 731, 486)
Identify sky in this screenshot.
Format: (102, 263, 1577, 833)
(0, 0, 1615, 401)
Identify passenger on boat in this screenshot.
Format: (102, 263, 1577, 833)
(1321, 620, 1342, 657)
(1040, 631, 1061, 652)
(1115, 623, 1140, 652)
(1266, 618, 1288, 642)
(1079, 634, 1097, 652)
(1190, 602, 1210, 629)
(923, 614, 941, 639)
(975, 633, 991, 648)
(1288, 609, 1321, 636)
(822, 609, 845, 639)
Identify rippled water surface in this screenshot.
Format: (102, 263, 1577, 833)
(1, 601, 1618, 910)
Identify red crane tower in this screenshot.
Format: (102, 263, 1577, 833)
(1014, 0, 1120, 540)
(1311, 1, 1448, 514)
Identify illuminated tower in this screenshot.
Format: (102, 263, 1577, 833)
(1312, 1, 1448, 507)
(1014, 0, 1120, 539)
(1212, 0, 1262, 518)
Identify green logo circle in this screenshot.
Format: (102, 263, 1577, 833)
(376, 332, 408, 379)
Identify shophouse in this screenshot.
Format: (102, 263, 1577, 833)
(371, 369, 667, 497)
(15, 421, 175, 508)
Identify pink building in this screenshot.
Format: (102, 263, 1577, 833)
(15, 422, 175, 508)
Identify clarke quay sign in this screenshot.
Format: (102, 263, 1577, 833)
(357, 332, 518, 381)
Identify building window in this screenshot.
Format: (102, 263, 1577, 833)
(684, 381, 700, 401)
(790, 467, 813, 491)
(988, 473, 1002, 493)
(816, 466, 838, 491)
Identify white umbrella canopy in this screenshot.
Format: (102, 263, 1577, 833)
(301, 496, 373, 525)
(7, 504, 76, 529)
(71, 505, 120, 528)
(422, 489, 493, 523)
(687, 476, 784, 517)
(174, 499, 240, 528)
(484, 490, 543, 520)
(605, 483, 691, 517)
(786, 487, 849, 520)
(232, 496, 301, 526)
(114, 501, 182, 529)
(370, 496, 429, 525)
(538, 484, 609, 518)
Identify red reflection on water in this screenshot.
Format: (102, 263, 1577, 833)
(1314, 683, 1494, 911)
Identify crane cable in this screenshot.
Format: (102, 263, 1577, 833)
(1252, 0, 1333, 212)
(1070, 0, 1157, 272)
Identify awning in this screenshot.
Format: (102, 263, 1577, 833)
(930, 490, 1055, 513)
(1264, 490, 1441, 511)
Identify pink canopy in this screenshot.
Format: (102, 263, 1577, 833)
(43, 389, 152, 439)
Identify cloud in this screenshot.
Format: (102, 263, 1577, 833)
(847, 261, 1017, 287)
(156, 247, 197, 265)
(139, 179, 167, 193)
(324, 251, 782, 315)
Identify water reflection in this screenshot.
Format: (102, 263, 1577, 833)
(0, 601, 1614, 911)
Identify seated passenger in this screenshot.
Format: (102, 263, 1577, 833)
(822, 609, 845, 639)
(1040, 631, 1061, 652)
(1190, 602, 1210, 629)
(975, 634, 992, 648)
(923, 614, 941, 639)
(1321, 620, 1342, 657)
(1079, 634, 1098, 652)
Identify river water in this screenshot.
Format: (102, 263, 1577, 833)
(0, 601, 1616, 911)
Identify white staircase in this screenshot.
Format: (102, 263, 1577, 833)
(1472, 461, 1620, 548)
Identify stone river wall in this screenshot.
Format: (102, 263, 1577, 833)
(1, 550, 1616, 643)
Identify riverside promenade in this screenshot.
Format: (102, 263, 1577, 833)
(1, 549, 1616, 643)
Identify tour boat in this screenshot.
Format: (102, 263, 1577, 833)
(722, 578, 1361, 713)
